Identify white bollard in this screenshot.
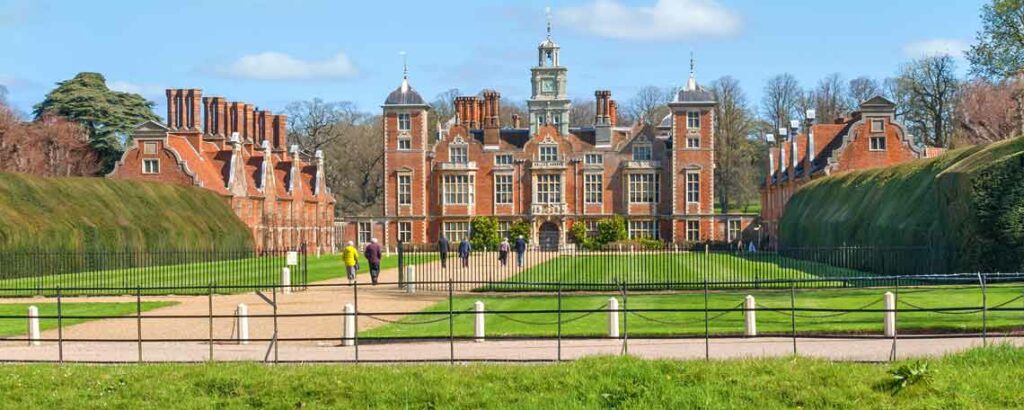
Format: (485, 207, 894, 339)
(608, 297, 620, 338)
(236, 303, 249, 345)
(343, 303, 356, 346)
(27, 306, 40, 347)
(281, 267, 291, 295)
(744, 295, 757, 337)
(474, 301, 485, 343)
(884, 291, 896, 338)
(406, 266, 416, 294)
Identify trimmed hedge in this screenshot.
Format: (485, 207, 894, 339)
(0, 172, 253, 252)
(780, 137, 1024, 273)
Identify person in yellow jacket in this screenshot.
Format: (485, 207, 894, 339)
(342, 241, 359, 283)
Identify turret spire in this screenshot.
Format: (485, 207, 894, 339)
(687, 52, 697, 91)
(399, 51, 409, 93)
(545, 6, 552, 39)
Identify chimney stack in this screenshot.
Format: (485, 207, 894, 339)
(482, 90, 501, 148)
(165, 89, 202, 131)
(511, 113, 521, 128)
(609, 100, 618, 127)
(273, 114, 288, 154)
(594, 90, 612, 126)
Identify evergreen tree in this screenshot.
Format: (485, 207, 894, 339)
(33, 72, 159, 173)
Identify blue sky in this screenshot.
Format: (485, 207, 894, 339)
(0, 0, 984, 119)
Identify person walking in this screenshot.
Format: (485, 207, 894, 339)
(514, 235, 527, 268)
(498, 237, 510, 267)
(342, 241, 359, 283)
(458, 238, 471, 269)
(438, 235, 450, 269)
(364, 238, 383, 285)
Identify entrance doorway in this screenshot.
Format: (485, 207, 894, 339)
(538, 222, 560, 251)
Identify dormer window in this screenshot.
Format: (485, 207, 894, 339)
(398, 113, 411, 131)
(142, 159, 159, 174)
(870, 135, 887, 151)
(449, 145, 468, 163)
(495, 154, 513, 165)
(687, 111, 700, 129)
(632, 144, 652, 161)
(584, 153, 603, 165)
(143, 142, 157, 155)
(539, 145, 559, 162)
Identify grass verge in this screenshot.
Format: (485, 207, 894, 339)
(0, 346, 1022, 408)
(0, 302, 176, 336)
(363, 284, 1024, 338)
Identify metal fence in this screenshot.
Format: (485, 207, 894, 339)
(0, 246, 309, 296)
(1, 273, 1022, 363)
(397, 243, 950, 291)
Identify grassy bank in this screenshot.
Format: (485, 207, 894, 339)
(0, 302, 176, 336)
(364, 285, 1024, 338)
(0, 172, 253, 253)
(781, 137, 1024, 273)
(0, 346, 1022, 408)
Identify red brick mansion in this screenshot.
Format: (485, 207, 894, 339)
(109, 89, 336, 253)
(341, 29, 756, 249)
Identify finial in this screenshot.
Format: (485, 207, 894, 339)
(545, 6, 552, 39)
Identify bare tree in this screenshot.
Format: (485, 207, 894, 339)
(810, 73, 850, 124)
(322, 115, 384, 216)
(570, 98, 596, 127)
(848, 76, 882, 105)
(955, 78, 1022, 145)
(761, 74, 803, 132)
(712, 77, 760, 213)
(284, 99, 364, 153)
(895, 55, 961, 147)
(626, 86, 675, 125)
(428, 89, 460, 139)
(0, 102, 100, 176)
(499, 99, 528, 127)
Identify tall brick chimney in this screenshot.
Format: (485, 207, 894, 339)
(594, 90, 613, 146)
(166, 89, 202, 131)
(273, 114, 288, 154)
(511, 113, 521, 128)
(609, 100, 618, 127)
(482, 90, 501, 148)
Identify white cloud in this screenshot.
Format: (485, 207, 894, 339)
(214, 51, 359, 80)
(903, 39, 968, 58)
(108, 81, 166, 99)
(557, 0, 740, 41)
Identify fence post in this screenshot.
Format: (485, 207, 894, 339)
(342, 303, 355, 347)
(980, 272, 988, 346)
(136, 286, 143, 363)
(406, 266, 416, 294)
(883, 291, 896, 338)
(744, 295, 757, 337)
(57, 287, 63, 364)
(474, 300, 485, 343)
(27, 306, 40, 347)
(608, 297, 619, 338)
(281, 267, 291, 295)
(237, 303, 249, 345)
(208, 282, 214, 361)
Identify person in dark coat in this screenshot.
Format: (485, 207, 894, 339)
(458, 238, 471, 268)
(514, 235, 527, 268)
(364, 238, 383, 285)
(438, 235, 450, 269)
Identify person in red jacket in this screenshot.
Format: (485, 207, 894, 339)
(364, 238, 383, 285)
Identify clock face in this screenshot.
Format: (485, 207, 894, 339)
(541, 79, 555, 93)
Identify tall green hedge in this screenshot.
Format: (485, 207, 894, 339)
(780, 137, 1024, 273)
(0, 173, 253, 252)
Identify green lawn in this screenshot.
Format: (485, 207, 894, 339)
(491, 253, 866, 290)
(714, 201, 761, 214)
(0, 346, 1023, 408)
(0, 253, 434, 297)
(0, 302, 176, 337)
(364, 284, 1024, 338)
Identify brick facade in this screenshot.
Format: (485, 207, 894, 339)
(759, 96, 942, 248)
(345, 32, 755, 249)
(110, 89, 336, 253)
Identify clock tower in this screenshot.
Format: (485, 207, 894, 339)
(527, 9, 570, 135)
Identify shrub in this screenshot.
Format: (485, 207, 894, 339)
(509, 220, 532, 243)
(595, 216, 628, 245)
(470, 216, 500, 251)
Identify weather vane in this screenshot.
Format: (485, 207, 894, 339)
(545, 6, 552, 39)
(399, 51, 407, 79)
